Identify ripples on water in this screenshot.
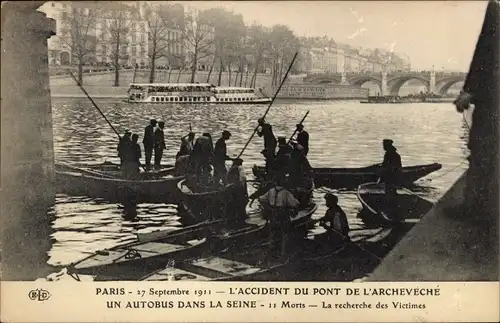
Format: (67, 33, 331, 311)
(49, 98, 469, 267)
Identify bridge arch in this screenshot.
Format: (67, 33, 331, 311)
(307, 76, 342, 84)
(435, 77, 465, 95)
(347, 76, 383, 95)
(387, 76, 430, 96)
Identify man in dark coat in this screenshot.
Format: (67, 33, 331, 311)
(257, 118, 277, 160)
(380, 139, 402, 192)
(296, 124, 310, 156)
(154, 121, 166, 169)
(213, 130, 232, 184)
(121, 133, 141, 179)
(117, 130, 132, 165)
(142, 119, 157, 170)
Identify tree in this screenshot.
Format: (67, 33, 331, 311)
(182, 9, 216, 83)
(247, 24, 271, 88)
(143, 4, 170, 83)
(59, 5, 98, 84)
(101, 6, 133, 87)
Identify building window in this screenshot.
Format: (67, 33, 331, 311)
(61, 11, 68, 20)
(51, 3, 55, 7)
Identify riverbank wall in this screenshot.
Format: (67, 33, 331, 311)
(366, 172, 498, 281)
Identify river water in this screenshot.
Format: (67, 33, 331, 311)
(48, 98, 470, 275)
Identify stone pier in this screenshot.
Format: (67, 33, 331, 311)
(1, 3, 57, 280)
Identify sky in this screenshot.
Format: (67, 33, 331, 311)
(173, 0, 488, 71)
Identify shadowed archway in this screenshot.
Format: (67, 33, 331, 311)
(387, 76, 430, 96)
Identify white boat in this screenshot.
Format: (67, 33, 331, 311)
(126, 83, 272, 104)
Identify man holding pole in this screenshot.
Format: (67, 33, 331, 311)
(295, 124, 309, 156)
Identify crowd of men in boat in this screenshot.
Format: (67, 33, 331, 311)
(115, 117, 403, 258)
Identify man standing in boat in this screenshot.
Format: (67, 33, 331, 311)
(189, 134, 214, 184)
(154, 121, 166, 170)
(295, 124, 310, 156)
(117, 130, 132, 166)
(227, 158, 248, 220)
(258, 176, 299, 259)
(142, 119, 157, 170)
(121, 133, 141, 179)
(288, 144, 314, 205)
(380, 139, 402, 215)
(257, 118, 277, 162)
(272, 136, 293, 179)
(176, 132, 195, 159)
(213, 130, 232, 184)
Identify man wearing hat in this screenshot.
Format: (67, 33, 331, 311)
(177, 132, 195, 159)
(320, 193, 350, 241)
(380, 139, 402, 202)
(257, 118, 277, 160)
(142, 119, 157, 170)
(227, 158, 248, 219)
(295, 123, 309, 156)
(154, 121, 167, 170)
(213, 130, 232, 184)
(117, 130, 132, 166)
(258, 175, 299, 258)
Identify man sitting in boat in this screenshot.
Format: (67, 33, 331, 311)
(176, 132, 195, 159)
(258, 176, 299, 259)
(288, 144, 314, 206)
(213, 130, 232, 184)
(121, 133, 142, 179)
(380, 139, 402, 197)
(257, 118, 277, 161)
(117, 130, 132, 166)
(319, 193, 350, 243)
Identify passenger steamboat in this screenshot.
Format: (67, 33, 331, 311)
(126, 83, 272, 104)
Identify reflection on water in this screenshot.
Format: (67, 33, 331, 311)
(49, 98, 469, 269)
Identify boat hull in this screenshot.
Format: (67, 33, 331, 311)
(124, 98, 272, 104)
(357, 183, 434, 224)
(141, 204, 319, 281)
(55, 164, 184, 204)
(178, 179, 249, 221)
(252, 163, 442, 189)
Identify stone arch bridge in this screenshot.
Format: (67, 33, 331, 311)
(304, 71, 466, 96)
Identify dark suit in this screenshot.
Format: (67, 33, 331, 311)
(297, 130, 309, 156)
(143, 125, 155, 167)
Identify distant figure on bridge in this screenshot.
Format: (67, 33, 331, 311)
(142, 119, 157, 170)
(295, 124, 310, 156)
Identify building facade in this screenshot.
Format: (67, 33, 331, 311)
(37, 1, 72, 65)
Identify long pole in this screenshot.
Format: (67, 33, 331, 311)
(68, 70, 121, 139)
(287, 110, 310, 144)
(236, 52, 298, 159)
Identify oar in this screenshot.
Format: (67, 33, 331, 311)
(286, 110, 310, 145)
(67, 70, 121, 139)
(68, 70, 148, 172)
(236, 52, 299, 159)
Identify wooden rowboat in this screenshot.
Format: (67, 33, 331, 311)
(141, 203, 319, 281)
(357, 182, 434, 224)
(177, 178, 249, 221)
(68, 161, 175, 180)
(55, 163, 184, 204)
(252, 162, 442, 189)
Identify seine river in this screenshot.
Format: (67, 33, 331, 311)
(47, 98, 470, 279)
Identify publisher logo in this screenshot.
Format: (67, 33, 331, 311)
(29, 289, 51, 302)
